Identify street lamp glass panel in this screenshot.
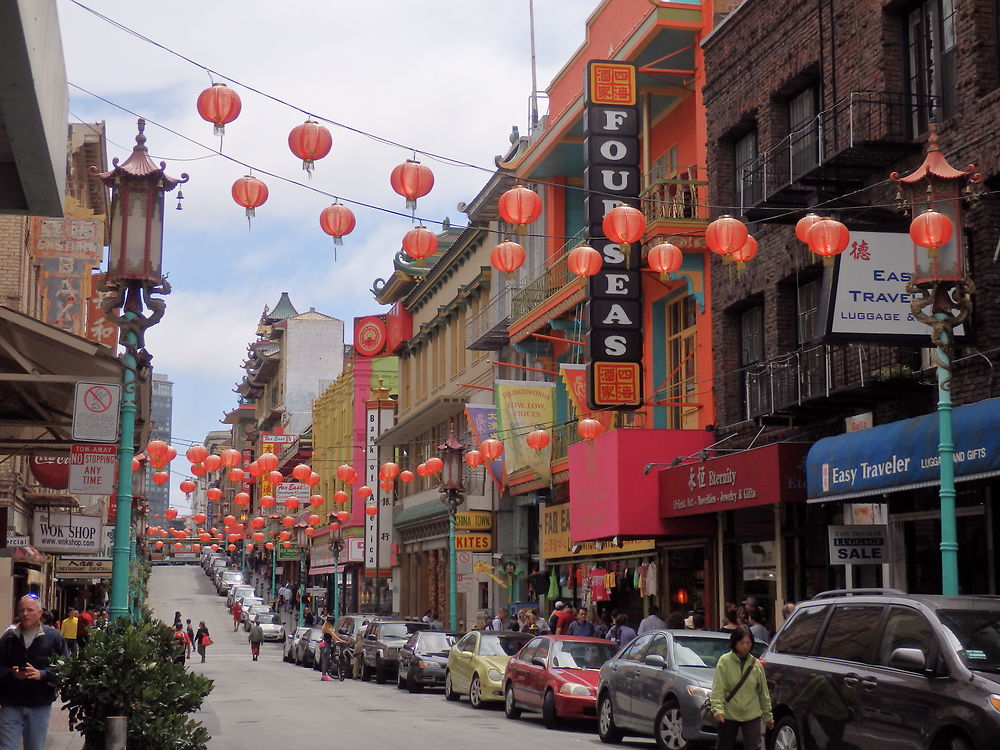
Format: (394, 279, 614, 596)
(441, 449, 463, 490)
(912, 199, 964, 285)
(108, 185, 165, 283)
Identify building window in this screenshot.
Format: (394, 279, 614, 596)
(739, 305, 765, 419)
(906, 0, 956, 133)
(664, 296, 698, 429)
(797, 278, 822, 345)
(734, 130, 760, 209)
(788, 87, 818, 178)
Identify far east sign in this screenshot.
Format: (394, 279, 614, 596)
(72, 381, 121, 442)
(583, 60, 643, 410)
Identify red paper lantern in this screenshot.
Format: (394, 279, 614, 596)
(910, 209, 954, 250)
(416, 463, 428, 477)
(206, 487, 223, 502)
(131, 457, 140, 472)
(179, 479, 196, 494)
(155, 541, 164, 549)
(328, 522, 340, 532)
(228, 544, 237, 552)
(193, 512, 207, 525)
(336, 510, 350, 522)
(211, 544, 219, 551)
(307, 514, 322, 526)
(390, 159, 434, 209)
(288, 119, 333, 174)
(220, 448, 242, 468)
(336, 464, 357, 484)
(578, 417, 604, 441)
(190, 463, 207, 477)
(278, 530, 291, 541)
(479, 438, 504, 461)
(309, 494, 324, 507)
(281, 516, 295, 527)
(292, 463, 312, 482)
(365, 504, 379, 517)
(192, 544, 202, 553)
(259, 495, 275, 509)
(252, 532, 265, 543)
(379, 462, 400, 481)
(234, 492, 250, 506)
(284, 497, 301, 511)
(196, 83, 242, 136)
(251, 516, 266, 529)
(525, 429, 550, 451)
(498, 185, 543, 233)
(402, 226, 438, 263)
(424, 456, 444, 475)
(602, 204, 645, 259)
(247, 461, 262, 478)
(357, 486, 373, 499)
(306, 471, 321, 487)
(567, 245, 602, 277)
(305, 528, 317, 538)
(164, 507, 178, 520)
(172, 542, 182, 551)
(705, 215, 749, 256)
(186, 444, 208, 463)
(647, 242, 683, 277)
(227, 468, 245, 483)
(320, 204, 356, 246)
(223, 515, 237, 526)
(167, 445, 177, 462)
(380, 480, 394, 492)
(795, 213, 823, 244)
(148, 455, 168, 470)
(491, 241, 526, 277)
(199, 532, 211, 543)
(807, 219, 850, 261)
(265, 542, 274, 551)
(257, 452, 279, 472)
(399, 470, 414, 483)
(203, 455, 222, 472)
(267, 471, 284, 486)
(333, 490, 349, 504)
(465, 450, 483, 467)
(282, 541, 292, 549)
(731, 234, 758, 264)
(232, 176, 268, 220)
(146, 440, 169, 460)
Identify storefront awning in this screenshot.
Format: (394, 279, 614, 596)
(659, 443, 809, 517)
(807, 397, 1000, 503)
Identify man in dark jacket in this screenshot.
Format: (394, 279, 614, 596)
(0, 596, 69, 750)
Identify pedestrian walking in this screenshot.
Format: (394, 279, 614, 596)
(172, 623, 191, 664)
(637, 605, 667, 634)
(185, 619, 195, 646)
(606, 614, 637, 647)
(231, 601, 243, 631)
(747, 609, 769, 645)
(194, 621, 211, 663)
(710, 625, 773, 750)
(248, 621, 264, 661)
(566, 607, 597, 637)
(59, 609, 80, 656)
(0, 596, 70, 750)
(173, 611, 182, 627)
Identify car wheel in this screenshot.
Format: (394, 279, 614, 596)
(407, 668, 423, 693)
(771, 716, 802, 750)
(654, 700, 688, 750)
(598, 692, 624, 744)
(947, 735, 974, 750)
(375, 660, 386, 684)
(504, 683, 521, 719)
(444, 671, 460, 701)
(361, 661, 372, 681)
(542, 690, 559, 729)
(397, 668, 407, 690)
(469, 675, 484, 709)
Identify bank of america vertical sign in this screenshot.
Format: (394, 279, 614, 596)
(584, 61, 643, 411)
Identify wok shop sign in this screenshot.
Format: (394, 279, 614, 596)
(32, 512, 102, 553)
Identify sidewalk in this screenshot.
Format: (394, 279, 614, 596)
(45, 705, 83, 750)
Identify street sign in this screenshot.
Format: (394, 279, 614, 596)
(32, 512, 102, 554)
(68, 444, 117, 494)
(72, 382, 121, 442)
(277, 545, 299, 561)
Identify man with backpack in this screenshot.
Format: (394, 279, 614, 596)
(173, 623, 191, 664)
(605, 614, 637, 648)
(248, 620, 264, 662)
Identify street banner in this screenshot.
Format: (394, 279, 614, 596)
(560, 364, 613, 432)
(32, 511, 102, 554)
(464, 404, 504, 490)
(496, 380, 555, 480)
(68, 444, 117, 495)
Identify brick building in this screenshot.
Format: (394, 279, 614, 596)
(695, 0, 1000, 610)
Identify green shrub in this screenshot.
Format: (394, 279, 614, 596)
(53, 615, 213, 750)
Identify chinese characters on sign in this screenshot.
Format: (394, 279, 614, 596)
(364, 404, 395, 571)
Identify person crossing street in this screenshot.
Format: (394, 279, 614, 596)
(248, 620, 264, 662)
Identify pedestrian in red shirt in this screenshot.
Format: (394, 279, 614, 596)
(231, 602, 243, 632)
(555, 602, 576, 635)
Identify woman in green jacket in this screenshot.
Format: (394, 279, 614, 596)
(710, 625, 773, 750)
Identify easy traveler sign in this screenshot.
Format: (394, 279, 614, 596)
(808, 397, 1000, 501)
(828, 525, 888, 564)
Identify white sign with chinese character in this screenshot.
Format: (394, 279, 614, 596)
(828, 231, 967, 341)
(364, 406, 395, 572)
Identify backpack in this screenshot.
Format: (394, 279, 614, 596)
(174, 630, 188, 650)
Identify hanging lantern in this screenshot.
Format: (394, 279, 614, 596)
(705, 215, 749, 256)
(231, 176, 268, 221)
(233, 492, 250, 506)
(199, 532, 211, 543)
(336, 464, 358, 484)
(647, 242, 683, 281)
(490, 241, 526, 277)
(333, 490, 349, 504)
(525, 429, 550, 451)
(247, 461, 262, 478)
(146, 440, 169, 460)
(196, 83, 242, 137)
(306, 514, 322, 526)
(281, 516, 295, 527)
(267, 470, 284, 486)
(223, 514, 237, 526)
(164, 507, 178, 520)
(379, 462, 400, 482)
(203, 454, 222, 472)
(167, 445, 177, 462)
(251, 516, 266, 530)
(259, 495, 275, 509)
(288, 119, 333, 174)
(192, 544, 202, 553)
(910, 209, 954, 258)
(402, 226, 438, 264)
(465, 450, 483, 467)
(320, 204, 356, 247)
(257, 452, 279, 472)
(380, 480, 394, 492)
(155, 541, 164, 549)
(336, 509, 350, 522)
(795, 213, 823, 244)
(399, 470, 414, 483)
(365, 504, 379, 517)
(172, 542, 183, 551)
(226, 544, 236, 551)
(131, 457, 140, 472)
(731, 234, 758, 264)
(807, 218, 850, 265)
(192, 512, 207, 525)
(220, 448, 242, 468)
(328, 522, 340, 533)
(306, 471, 321, 487)
(281, 541, 292, 549)
(424, 456, 444, 475)
(186, 444, 208, 463)
(498, 185, 543, 235)
(390, 159, 434, 210)
(278, 530, 291, 541)
(148, 455, 168, 470)
(190, 463, 207, 477)
(357, 486, 373, 499)
(265, 542, 274, 551)
(305, 528, 317, 538)
(206, 487, 223, 502)
(284, 497, 301, 511)
(179, 479, 197, 494)
(308, 494, 324, 507)
(479, 438, 504, 461)
(416, 462, 428, 477)
(291, 463, 312, 482)
(227, 468, 245, 483)
(602, 204, 645, 263)
(578, 418, 604, 441)
(567, 244, 603, 277)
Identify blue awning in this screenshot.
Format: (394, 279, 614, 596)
(807, 397, 1000, 502)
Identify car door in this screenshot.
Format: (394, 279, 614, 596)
(510, 639, 540, 704)
(631, 633, 673, 727)
(606, 633, 655, 729)
(451, 633, 477, 692)
(522, 638, 550, 709)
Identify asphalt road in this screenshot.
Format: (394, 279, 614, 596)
(149, 565, 635, 749)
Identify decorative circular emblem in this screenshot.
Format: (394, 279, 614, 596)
(354, 317, 387, 357)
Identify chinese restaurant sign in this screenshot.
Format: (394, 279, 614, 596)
(583, 60, 643, 410)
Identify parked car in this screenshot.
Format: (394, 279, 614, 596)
(504, 635, 619, 728)
(445, 631, 533, 708)
(253, 612, 286, 643)
(397, 630, 460, 692)
(242, 604, 273, 630)
(596, 630, 766, 749)
(227, 584, 255, 609)
(216, 569, 243, 593)
(283, 627, 310, 663)
(763, 589, 1000, 750)
(336, 614, 377, 679)
(360, 620, 430, 683)
(237, 597, 264, 622)
(293, 626, 325, 667)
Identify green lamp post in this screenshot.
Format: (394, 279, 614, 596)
(438, 425, 466, 632)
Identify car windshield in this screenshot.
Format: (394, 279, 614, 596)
(672, 637, 766, 668)
(417, 633, 456, 652)
(265, 615, 283, 625)
(550, 640, 618, 669)
(936, 608, 1000, 672)
(380, 623, 423, 639)
(480, 633, 532, 656)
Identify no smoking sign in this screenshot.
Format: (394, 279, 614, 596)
(73, 381, 122, 442)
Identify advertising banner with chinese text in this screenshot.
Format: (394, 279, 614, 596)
(464, 404, 504, 489)
(496, 380, 555, 480)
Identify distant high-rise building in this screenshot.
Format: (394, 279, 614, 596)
(145, 373, 173, 518)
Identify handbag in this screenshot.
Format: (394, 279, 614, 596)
(700, 655, 756, 722)
(201, 635, 213, 647)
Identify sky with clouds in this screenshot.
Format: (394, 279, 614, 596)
(58, 0, 603, 507)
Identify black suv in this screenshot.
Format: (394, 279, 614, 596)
(360, 620, 430, 684)
(762, 589, 1000, 750)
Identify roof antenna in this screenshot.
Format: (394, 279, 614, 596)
(528, 0, 539, 130)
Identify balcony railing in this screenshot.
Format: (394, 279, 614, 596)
(466, 285, 521, 351)
(510, 227, 587, 323)
(641, 175, 710, 224)
(739, 91, 939, 213)
(740, 342, 922, 420)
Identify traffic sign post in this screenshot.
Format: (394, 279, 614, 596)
(73, 382, 121, 442)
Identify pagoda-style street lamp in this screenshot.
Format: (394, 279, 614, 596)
(892, 122, 980, 596)
(438, 424, 466, 632)
(92, 119, 187, 621)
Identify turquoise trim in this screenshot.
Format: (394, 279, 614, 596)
(668, 253, 706, 313)
(651, 297, 666, 429)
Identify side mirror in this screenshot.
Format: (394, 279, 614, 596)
(531, 657, 546, 668)
(888, 647, 926, 673)
(644, 654, 667, 668)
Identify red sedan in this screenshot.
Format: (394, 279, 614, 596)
(503, 635, 619, 728)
